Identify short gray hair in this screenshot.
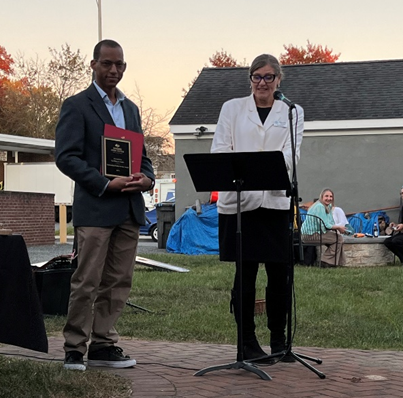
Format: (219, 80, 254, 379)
(249, 54, 284, 79)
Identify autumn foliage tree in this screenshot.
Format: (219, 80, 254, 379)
(0, 46, 14, 101)
(279, 40, 340, 65)
(208, 49, 240, 67)
(182, 49, 247, 97)
(0, 44, 91, 139)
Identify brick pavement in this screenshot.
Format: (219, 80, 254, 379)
(1, 337, 403, 397)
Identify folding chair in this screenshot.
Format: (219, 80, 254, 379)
(301, 214, 339, 267)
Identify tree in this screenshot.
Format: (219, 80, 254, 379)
(0, 44, 91, 138)
(0, 77, 60, 138)
(13, 44, 92, 112)
(0, 45, 14, 78)
(47, 43, 92, 110)
(279, 40, 340, 65)
(130, 83, 174, 170)
(208, 49, 240, 68)
(0, 45, 14, 100)
(182, 49, 246, 97)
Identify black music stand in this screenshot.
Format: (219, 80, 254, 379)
(184, 151, 291, 381)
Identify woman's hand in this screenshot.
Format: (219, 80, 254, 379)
(332, 225, 346, 234)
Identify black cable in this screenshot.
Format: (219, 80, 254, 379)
(0, 352, 201, 371)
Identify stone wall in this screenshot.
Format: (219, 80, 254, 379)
(0, 191, 54, 246)
(342, 237, 395, 267)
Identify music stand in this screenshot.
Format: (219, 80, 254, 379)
(184, 151, 291, 381)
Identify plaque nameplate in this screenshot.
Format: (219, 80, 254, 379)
(101, 136, 132, 178)
(102, 124, 144, 176)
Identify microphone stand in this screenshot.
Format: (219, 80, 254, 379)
(248, 100, 326, 379)
(281, 103, 325, 378)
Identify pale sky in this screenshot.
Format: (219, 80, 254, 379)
(2, 0, 403, 117)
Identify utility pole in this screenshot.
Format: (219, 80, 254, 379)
(96, 0, 102, 41)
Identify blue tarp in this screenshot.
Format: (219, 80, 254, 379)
(347, 211, 390, 234)
(166, 203, 219, 255)
(166, 204, 391, 254)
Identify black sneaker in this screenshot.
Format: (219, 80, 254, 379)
(87, 346, 136, 368)
(64, 351, 86, 371)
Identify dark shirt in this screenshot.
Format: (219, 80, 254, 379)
(257, 107, 271, 124)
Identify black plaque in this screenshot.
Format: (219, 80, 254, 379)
(101, 137, 132, 178)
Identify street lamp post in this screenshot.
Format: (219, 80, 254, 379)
(96, 0, 102, 41)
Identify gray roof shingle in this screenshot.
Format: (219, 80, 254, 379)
(169, 60, 403, 125)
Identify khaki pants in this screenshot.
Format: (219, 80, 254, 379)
(302, 230, 346, 266)
(63, 218, 139, 354)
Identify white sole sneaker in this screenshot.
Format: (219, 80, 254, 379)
(87, 358, 136, 368)
(63, 363, 86, 371)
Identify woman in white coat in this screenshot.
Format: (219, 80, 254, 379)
(211, 54, 304, 362)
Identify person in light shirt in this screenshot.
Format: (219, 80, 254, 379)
(301, 188, 346, 267)
(211, 53, 304, 363)
(56, 39, 154, 371)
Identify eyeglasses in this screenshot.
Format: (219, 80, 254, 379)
(97, 60, 126, 71)
(249, 74, 276, 84)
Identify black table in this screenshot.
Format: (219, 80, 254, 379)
(0, 235, 48, 353)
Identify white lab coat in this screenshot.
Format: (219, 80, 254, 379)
(211, 94, 304, 214)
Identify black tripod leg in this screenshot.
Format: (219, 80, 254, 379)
(125, 301, 153, 313)
(289, 351, 326, 379)
(194, 360, 272, 380)
(293, 350, 322, 364)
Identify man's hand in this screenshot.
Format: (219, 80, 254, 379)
(395, 223, 403, 232)
(122, 173, 152, 192)
(106, 173, 152, 193)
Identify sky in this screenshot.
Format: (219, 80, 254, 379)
(2, 0, 403, 118)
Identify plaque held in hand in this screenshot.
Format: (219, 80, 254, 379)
(101, 124, 144, 178)
(101, 136, 132, 178)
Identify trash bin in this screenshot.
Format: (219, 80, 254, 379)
(156, 202, 175, 249)
(33, 255, 76, 316)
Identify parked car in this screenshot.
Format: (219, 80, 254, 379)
(139, 207, 158, 241)
(139, 198, 175, 242)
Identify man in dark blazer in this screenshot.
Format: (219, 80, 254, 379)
(55, 39, 155, 371)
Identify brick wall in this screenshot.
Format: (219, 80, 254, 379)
(0, 191, 54, 246)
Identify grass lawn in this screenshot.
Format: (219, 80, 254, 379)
(2, 253, 402, 397)
(44, 253, 403, 350)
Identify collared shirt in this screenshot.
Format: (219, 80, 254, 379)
(93, 81, 126, 129)
(93, 81, 127, 195)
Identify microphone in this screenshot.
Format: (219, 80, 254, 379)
(273, 90, 295, 108)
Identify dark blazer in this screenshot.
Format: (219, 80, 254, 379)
(55, 84, 154, 227)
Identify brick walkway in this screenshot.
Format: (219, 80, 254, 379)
(1, 337, 403, 397)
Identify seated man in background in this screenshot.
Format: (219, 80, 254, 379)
(378, 215, 388, 236)
(384, 187, 403, 262)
